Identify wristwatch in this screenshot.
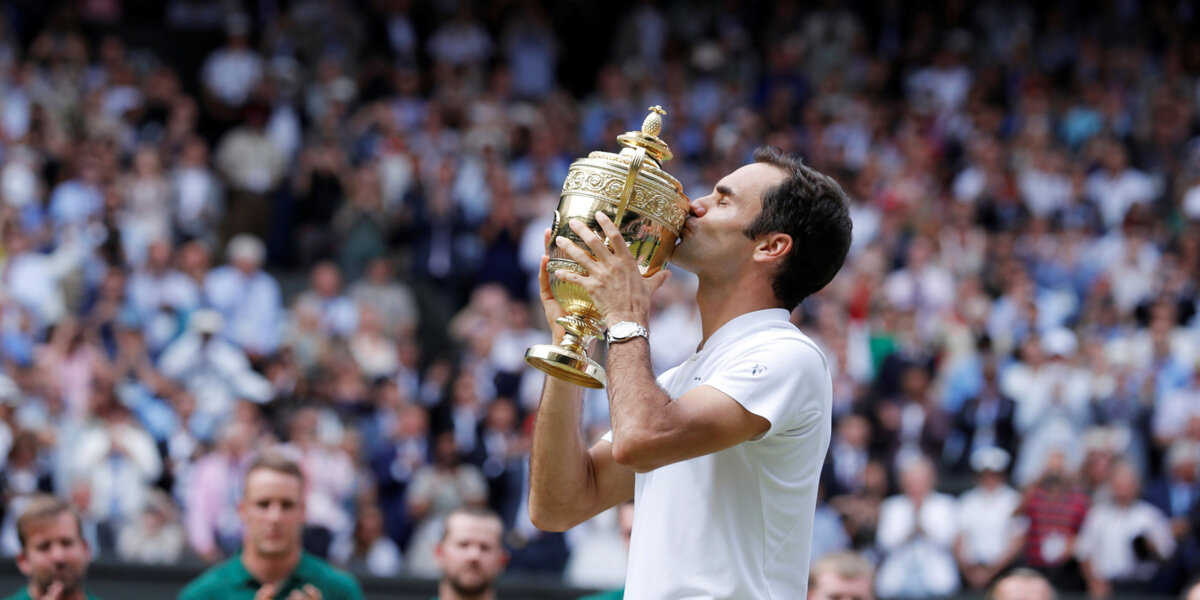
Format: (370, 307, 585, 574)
(606, 321, 649, 344)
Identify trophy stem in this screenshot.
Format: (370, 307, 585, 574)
(524, 315, 607, 389)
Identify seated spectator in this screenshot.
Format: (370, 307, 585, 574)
(293, 261, 359, 339)
(329, 502, 402, 577)
(875, 456, 959, 598)
(116, 489, 185, 564)
(1145, 441, 1200, 593)
(66, 380, 162, 547)
(280, 407, 357, 553)
(405, 431, 487, 577)
(955, 448, 1025, 590)
(1077, 462, 1175, 597)
(347, 257, 420, 340)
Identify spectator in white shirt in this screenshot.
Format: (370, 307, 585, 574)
(955, 448, 1025, 590)
(1076, 462, 1176, 597)
(201, 15, 262, 110)
(125, 239, 200, 354)
(1084, 138, 1158, 231)
(876, 456, 960, 598)
(158, 309, 272, 437)
(202, 235, 283, 356)
(171, 135, 224, 245)
(214, 100, 287, 242)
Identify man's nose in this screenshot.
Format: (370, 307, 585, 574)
(690, 196, 709, 217)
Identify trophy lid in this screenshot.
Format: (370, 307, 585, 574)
(616, 106, 674, 165)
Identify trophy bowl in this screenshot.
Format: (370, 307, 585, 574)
(525, 107, 690, 389)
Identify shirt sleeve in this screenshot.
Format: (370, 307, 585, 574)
(700, 337, 829, 440)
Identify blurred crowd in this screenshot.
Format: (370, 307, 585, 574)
(1, 0, 1200, 597)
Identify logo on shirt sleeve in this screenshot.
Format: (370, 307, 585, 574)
(751, 363, 767, 376)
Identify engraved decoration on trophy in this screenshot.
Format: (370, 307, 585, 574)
(525, 106, 691, 389)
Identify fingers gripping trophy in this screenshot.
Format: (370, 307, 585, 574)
(525, 106, 690, 389)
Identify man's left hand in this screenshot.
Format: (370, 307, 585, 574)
(555, 211, 671, 325)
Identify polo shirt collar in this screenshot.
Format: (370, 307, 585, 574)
(698, 308, 791, 353)
(234, 551, 315, 590)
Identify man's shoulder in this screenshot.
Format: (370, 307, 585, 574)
(297, 553, 364, 598)
(179, 557, 243, 599)
(577, 589, 625, 600)
(0, 588, 29, 600)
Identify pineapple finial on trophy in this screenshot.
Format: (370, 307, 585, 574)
(643, 105, 666, 137)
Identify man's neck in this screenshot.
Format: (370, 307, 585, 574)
(694, 272, 782, 348)
(437, 581, 495, 600)
(242, 548, 302, 588)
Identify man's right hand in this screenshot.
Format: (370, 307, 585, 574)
(33, 581, 63, 600)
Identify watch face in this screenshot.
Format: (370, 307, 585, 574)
(611, 322, 635, 338)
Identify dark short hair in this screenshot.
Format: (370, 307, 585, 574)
(987, 568, 1057, 600)
(745, 147, 852, 309)
(244, 448, 306, 491)
(440, 506, 504, 542)
(17, 495, 84, 549)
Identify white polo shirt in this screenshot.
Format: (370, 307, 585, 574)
(607, 308, 833, 600)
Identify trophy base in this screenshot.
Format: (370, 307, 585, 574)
(525, 345, 607, 389)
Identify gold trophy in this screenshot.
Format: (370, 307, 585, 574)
(525, 106, 690, 389)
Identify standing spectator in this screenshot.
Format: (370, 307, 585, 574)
(184, 420, 256, 563)
(65, 381, 162, 543)
(988, 569, 1057, 600)
(1016, 450, 1090, 590)
(948, 357, 1018, 474)
(279, 408, 357, 553)
(955, 448, 1025, 590)
(125, 239, 199, 354)
(179, 450, 364, 599)
(171, 136, 224, 246)
(213, 102, 287, 243)
(158, 310, 272, 436)
(808, 551, 875, 600)
(875, 457, 960, 598)
(200, 15, 263, 116)
(3, 495, 98, 600)
(1084, 139, 1157, 231)
(1077, 462, 1176, 597)
(202, 235, 283, 357)
(433, 507, 508, 600)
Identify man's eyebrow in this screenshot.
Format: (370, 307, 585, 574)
(715, 184, 733, 196)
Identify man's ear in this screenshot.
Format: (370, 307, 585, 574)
(433, 541, 445, 568)
(16, 551, 30, 577)
(753, 232, 792, 264)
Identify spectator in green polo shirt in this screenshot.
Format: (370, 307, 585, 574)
(433, 506, 509, 600)
(178, 449, 364, 600)
(3, 494, 100, 600)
